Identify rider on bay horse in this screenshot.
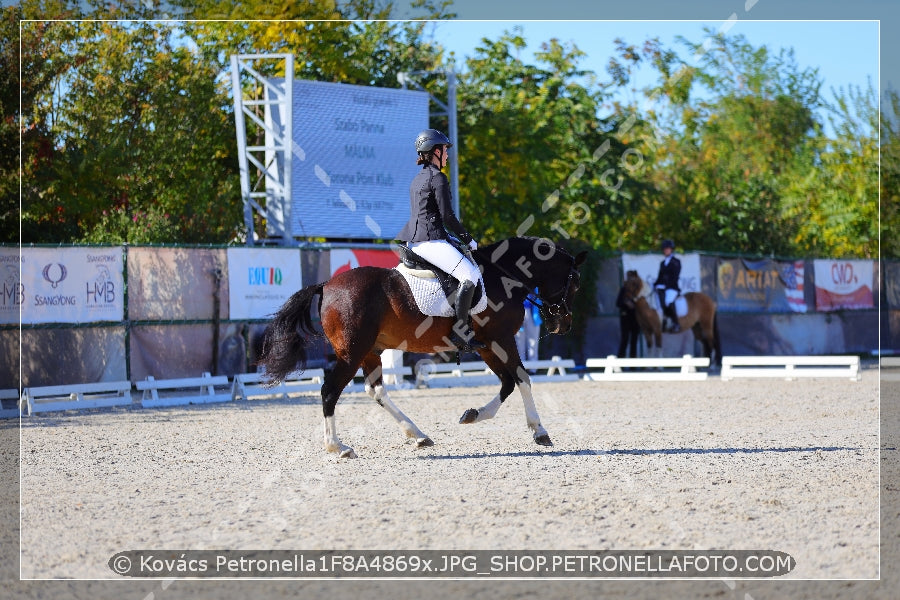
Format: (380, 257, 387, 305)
(395, 128, 485, 353)
(654, 239, 682, 333)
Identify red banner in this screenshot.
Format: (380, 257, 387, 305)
(813, 260, 874, 311)
(330, 248, 399, 276)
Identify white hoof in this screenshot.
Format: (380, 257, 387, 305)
(325, 441, 357, 458)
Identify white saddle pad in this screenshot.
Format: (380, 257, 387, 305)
(394, 264, 488, 318)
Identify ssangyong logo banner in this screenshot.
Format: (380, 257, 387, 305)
(14, 247, 125, 324)
(227, 248, 302, 320)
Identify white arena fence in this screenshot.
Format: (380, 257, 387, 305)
(583, 355, 710, 381)
(720, 355, 861, 381)
(20, 380, 133, 416)
(1, 353, 870, 418)
(415, 356, 578, 388)
(879, 356, 900, 382)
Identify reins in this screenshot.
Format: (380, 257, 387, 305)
(483, 249, 579, 322)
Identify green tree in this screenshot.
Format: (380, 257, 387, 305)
(21, 20, 240, 243)
(3, 1, 83, 244)
(16, 0, 454, 244)
(781, 83, 879, 258)
(881, 89, 900, 259)
(179, 1, 452, 86)
(456, 30, 642, 249)
(617, 30, 827, 255)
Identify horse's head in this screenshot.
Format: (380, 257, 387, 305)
(477, 237, 588, 335)
(523, 239, 587, 335)
(623, 269, 645, 298)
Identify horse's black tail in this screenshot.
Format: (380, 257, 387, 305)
(258, 283, 324, 384)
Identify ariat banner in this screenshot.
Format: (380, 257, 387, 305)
(17, 247, 124, 324)
(227, 248, 303, 320)
(716, 258, 806, 313)
(813, 259, 874, 311)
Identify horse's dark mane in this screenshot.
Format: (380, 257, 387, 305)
(473, 236, 575, 301)
(479, 236, 572, 260)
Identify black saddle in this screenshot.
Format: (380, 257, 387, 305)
(397, 245, 483, 307)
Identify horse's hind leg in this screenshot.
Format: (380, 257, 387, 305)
(321, 359, 360, 458)
(515, 366, 552, 446)
(360, 353, 433, 448)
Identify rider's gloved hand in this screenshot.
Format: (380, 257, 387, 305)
(468, 239, 478, 250)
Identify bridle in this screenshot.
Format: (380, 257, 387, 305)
(529, 263, 579, 322)
(487, 251, 579, 322)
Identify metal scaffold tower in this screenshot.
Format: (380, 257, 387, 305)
(230, 53, 294, 246)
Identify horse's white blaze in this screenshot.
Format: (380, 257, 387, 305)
(367, 384, 428, 441)
(474, 394, 503, 422)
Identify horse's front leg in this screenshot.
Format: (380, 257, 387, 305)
(458, 354, 515, 425)
(458, 388, 508, 424)
(361, 354, 433, 448)
(459, 349, 550, 446)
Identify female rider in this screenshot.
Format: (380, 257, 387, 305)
(395, 129, 484, 352)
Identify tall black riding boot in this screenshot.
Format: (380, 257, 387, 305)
(449, 281, 485, 352)
(666, 304, 681, 333)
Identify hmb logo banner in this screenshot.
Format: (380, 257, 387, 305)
(17, 247, 124, 324)
(0, 248, 25, 324)
(227, 248, 302, 320)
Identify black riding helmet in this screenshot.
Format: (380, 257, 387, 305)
(661, 239, 675, 250)
(415, 128, 452, 153)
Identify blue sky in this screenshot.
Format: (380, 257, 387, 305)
(427, 20, 879, 122)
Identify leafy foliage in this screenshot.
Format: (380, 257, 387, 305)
(880, 90, 900, 259)
(456, 30, 643, 250)
(8, 9, 889, 262)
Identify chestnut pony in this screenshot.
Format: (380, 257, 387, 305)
(622, 270, 722, 368)
(258, 237, 587, 458)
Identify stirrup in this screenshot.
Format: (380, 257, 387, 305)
(449, 329, 485, 353)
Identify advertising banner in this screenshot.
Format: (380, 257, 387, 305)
(16, 247, 124, 324)
(716, 258, 807, 313)
(0, 247, 23, 325)
(19, 327, 127, 387)
(227, 248, 303, 320)
(329, 248, 399, 276)
(813, 259, 874, 311)
(127, 247, 227, 321)
(621, 253, 702, 308)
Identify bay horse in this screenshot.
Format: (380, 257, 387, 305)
(258, 237, 588, 458)
(622, 270, 722, 368)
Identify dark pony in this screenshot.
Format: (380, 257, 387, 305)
(622, 270, 722, 368)
(259, 237, 587, 458)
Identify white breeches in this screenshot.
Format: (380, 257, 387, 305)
(408, 240, 480, 285)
